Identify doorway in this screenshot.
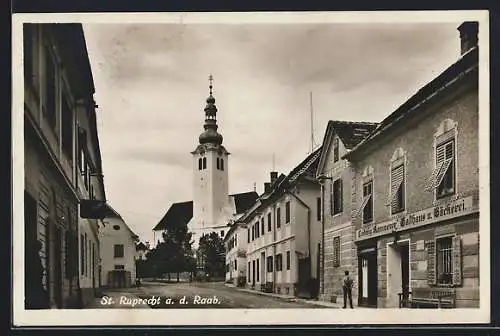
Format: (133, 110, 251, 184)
(260, 252, 266, 286)
(53, 227, 63, 308)
(386, 240, 410, 308)
(252, 260, 256, 287)
(358, 247, 378, 307)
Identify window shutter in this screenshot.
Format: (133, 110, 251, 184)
(426, 240, 437, 285)
(330, 182, 334, 216)
(452, 236, 462, 286)
(339, 179, 343, 213)
(436, 143, 446, 165)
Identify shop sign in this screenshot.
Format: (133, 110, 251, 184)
(355, 196, 476, 241)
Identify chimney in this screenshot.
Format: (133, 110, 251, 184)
(457, 21, 478, 55)
(270, 171, 278, 184)
(264, 182, 271, 193)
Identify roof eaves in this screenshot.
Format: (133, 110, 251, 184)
(343, 47, 478, 160)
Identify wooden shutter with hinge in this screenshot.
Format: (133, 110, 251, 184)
(452, 235, 462, 286)
(426, 240, 437, 285)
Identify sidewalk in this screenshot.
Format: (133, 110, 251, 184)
(225, 283, 363, 309)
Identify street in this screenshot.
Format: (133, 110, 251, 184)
(95, 281, 328, 309)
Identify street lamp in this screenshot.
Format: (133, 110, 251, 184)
(316, 174, 332, 296)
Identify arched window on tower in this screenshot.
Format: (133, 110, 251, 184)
(216, 158, 220, 170)
(221, 158, 224, 171)
(198, 158, 202, 170)
(203, 157, 207, 169)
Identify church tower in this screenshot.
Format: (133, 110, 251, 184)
(190, 75, 231, 248)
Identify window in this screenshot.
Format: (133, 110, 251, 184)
(221, 159, 224, 171)
(86, 163, 92, 190)
(202, 157, 207, 169)
(267, 256, 273, 272)
(256, 259, 259, 281)
(436, 140, 455, 198)
(220, 230, 224, 237)
(332, 179, 343, 215)
(247, 228, 250, 243)
(114, 244, 124, 258)
(234, 260, 237, 271)
(362, 181, 373, 224)
(113, 225, 120, 231)
(333, 137, 339, 162)
(79, 148, 86, 174)
(235, 234, 237, 246)
(198, 158, 202, 170)
(390, 164, 405, 213)
(286, 251, 291, 270)
(80, 234, 84, 275)
(276, 208, 281, 228)
(251, 225, 254, 241)
(261, 218, 265, 236)
(43, 45, 57, 130)
(267, 213, 272, 231)
(256, 222, 260, 238)
(285, 201, 290, 223)
(248, 262, 251, 280)
(216, 158, 220, 170)
(114, 265, 125, 270)
(436, 237, 453, 285)
(84, 233, 88, 276)
(275, 254, 283, 271)
(316, 197, 322, 221)
(333, 236, 341, 267)
(61, 94, 73, 162)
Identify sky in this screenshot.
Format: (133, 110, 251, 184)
(82, 20, 463, 245)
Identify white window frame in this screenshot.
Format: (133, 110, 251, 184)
(427, 119, 458, 200)
(388, 148, 407, 215)
(358, 165, 374, 224)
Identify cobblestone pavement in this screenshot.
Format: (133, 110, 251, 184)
(93, 281, 332, 309)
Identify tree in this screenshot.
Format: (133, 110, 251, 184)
(198, 232, 226, 278)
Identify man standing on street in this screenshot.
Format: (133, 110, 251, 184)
(342, 270, 354, 309)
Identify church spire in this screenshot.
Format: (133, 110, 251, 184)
(199, 74, 223, 145)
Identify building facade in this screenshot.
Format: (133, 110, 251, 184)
(245, 148, 323, 298)
(99, 206, 140, 288)
(224, 221, 248, 287)
(315, 121, 378, 304)
(23, 23, 104, 309)
(344, 22, 480, 308)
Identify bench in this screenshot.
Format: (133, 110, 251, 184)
(400, 287, 456, 308)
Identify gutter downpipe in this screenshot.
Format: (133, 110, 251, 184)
(287, 187, 312, 298)
(320, 182, 325, 295)
(272, 201, 277, 292)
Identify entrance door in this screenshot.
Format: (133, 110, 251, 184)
(260, 252, 266, 285)
(53, 227, 63, 308)
(252, 260, 256, 287)
(24, 191, 39, 309)
(400, 244, 410, 305)
(358, 249, 378, 307)
(386, 241, 410, 308)
(297, 256, 311, 298)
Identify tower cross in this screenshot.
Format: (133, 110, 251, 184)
(209, 74, 214, 95)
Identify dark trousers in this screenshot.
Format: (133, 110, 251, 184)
(343, 286, 353, 308)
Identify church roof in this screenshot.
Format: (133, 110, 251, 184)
(152, 191, 259, 232)
(230, 191, 259, 215)
(152, 201, 193, 231)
